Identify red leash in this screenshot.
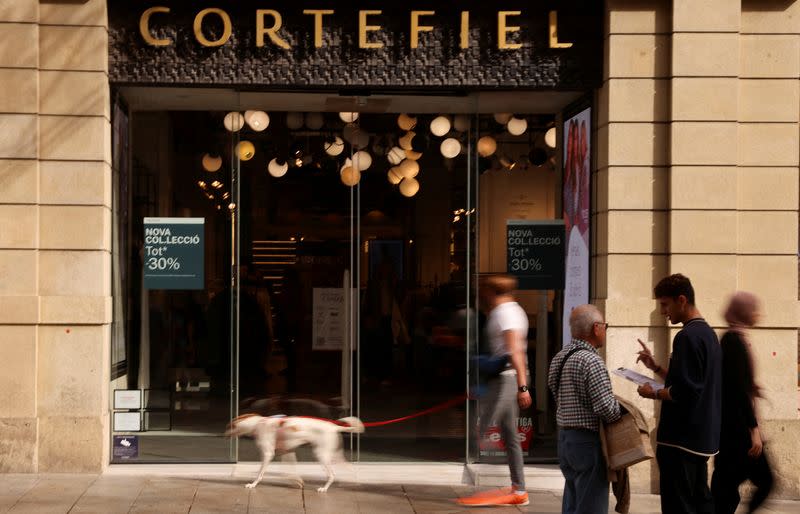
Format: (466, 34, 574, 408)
(296, 393, 468, 428)
(361, 394, 467, 427)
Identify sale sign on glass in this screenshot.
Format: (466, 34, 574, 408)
(506, 220, 565, 290)
(143, 217, 205, 290)
(478, 413, 535, 458)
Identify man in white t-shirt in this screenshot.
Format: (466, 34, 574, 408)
(457, 274, 532, 507)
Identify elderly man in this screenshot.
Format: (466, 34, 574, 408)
(548, 304, 621, 514)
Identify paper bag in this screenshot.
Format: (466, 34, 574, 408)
(600, 413, 654, 470)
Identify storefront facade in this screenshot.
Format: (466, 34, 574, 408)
(0, 0, 798, 496)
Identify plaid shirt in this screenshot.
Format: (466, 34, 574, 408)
(547, 338, 621, 432)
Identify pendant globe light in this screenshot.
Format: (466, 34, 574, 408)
(352, 150, 373, 171)
(224, 112, 244, 132)
(387, 167, 403, 184)
(244, 110, 269, 131)
(268, 158, 289, 177)
(477, 136, 497, 157)
(202, 153, 222, 172)
(399, 177, 420, 197)
(236, 141, 256, 161)
(440, 138, 461, 159)
(545, 127, 557, 148)
(399, 131, 416, 151)
(339, 112, 359, 123)
(507, 117, 528, 136)
(430, 115, 451, 137)
(387, 146, 407, 165)
(324, 136, 345, 156)
(397, 159, 420, 178)
(340, 166, 361, 186)
(397, 113, 417, 131)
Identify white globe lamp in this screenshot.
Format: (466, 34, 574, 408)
(440, 138, 461, 159)
(507, 117, 528, 136)
(387, 146, 406, 165)
(545, 127, 557, 148)
(430, 115, 451, 137)
(353, 150, 373, 171)
(224, 112, 244, 132)
(244, 111, 269, 131)
(268, 158, 289, 177)
(324, 136, 345, 156)
(399, 178, 420, 197)
(398, 159, 420, 178)
(387, 167, 403, 185)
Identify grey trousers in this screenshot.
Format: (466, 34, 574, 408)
(479, 374, 525, 490)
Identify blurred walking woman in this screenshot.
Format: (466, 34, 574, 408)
(711, 292, 774, 514)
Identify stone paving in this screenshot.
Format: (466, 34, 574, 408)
(0, 474, 798, 513)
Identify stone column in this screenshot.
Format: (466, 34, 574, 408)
(597, 0, 672, 492)
(1, 0, 112, 474)
(738, 0, 800, 497)
(0, 0, 41, 473)
(38, 0, 110, 472)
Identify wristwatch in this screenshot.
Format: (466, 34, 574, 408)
(518, 385, 528, 393)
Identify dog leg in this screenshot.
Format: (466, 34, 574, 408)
(280, 451, 304, 488)
(317, 462, 335, 493)
(246, 449, 274, 489)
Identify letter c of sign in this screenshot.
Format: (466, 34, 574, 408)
(140, 7, 172, 47)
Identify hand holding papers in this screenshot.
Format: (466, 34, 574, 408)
(612, 367, 664, 391)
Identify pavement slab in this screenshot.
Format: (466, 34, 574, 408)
(0, 473, 797, 513)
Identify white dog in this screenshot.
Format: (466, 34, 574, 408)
(225, 413, 364, 492)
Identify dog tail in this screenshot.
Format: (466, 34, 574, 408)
(337, 416, 365, 433)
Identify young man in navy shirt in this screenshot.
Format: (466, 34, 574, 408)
(636, 274, 722, 514)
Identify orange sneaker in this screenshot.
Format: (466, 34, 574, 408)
(455, 489, 529, 507)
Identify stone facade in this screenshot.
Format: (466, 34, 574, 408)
(0, 0, 797, 497)
(0, 0, 111, 473)
(599, 0, 800, 497)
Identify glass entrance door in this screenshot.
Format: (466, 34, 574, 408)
(233, 111, 359, 461)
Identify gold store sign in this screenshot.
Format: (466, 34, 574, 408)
(139, 7, 573, 50)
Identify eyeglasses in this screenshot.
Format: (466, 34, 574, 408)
(594, 322, 609, 330)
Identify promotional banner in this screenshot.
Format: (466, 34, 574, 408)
(506, 220, 565, 290)
(561, 107, 591, 346)
(143, 217, 205, 290)
(478, 411, 535, 458)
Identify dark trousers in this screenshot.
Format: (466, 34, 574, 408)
(656, 445, 713, 514)
(558, 429, 608, 514)
(711, 449, 773, 514)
